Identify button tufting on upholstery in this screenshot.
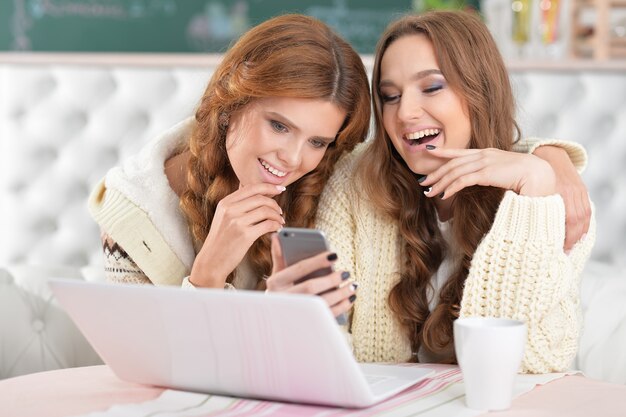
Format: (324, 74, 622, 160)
(514, 78, 529, 101)
(3, 63, 623, 276)
(594, 251, 612, 263)
(33, 218, 58, 235)
(96, 74, 118, 99)
(10, 107, 25, 121)
(539, 113, 558, 135)
(568, 80, 587, 103)
(65, 252, 90, 267)
(159, 74, 178, 99)
(596, 114, 616, 138)
(0, 269, 13, 285)
(99, 147, 120, 171)
(596, 182, 615, 206)
(64, 111, 88, 134)
(130, 111, 150, 132)
(70, 182, 91, 201)
(31, 319, 45, 334)
(1, 60, 625, 385)
(9, 181, 26, 194)
(37, 76, 57, 98)
(9, 255, 26, 265)
(31, 147, 58, 166)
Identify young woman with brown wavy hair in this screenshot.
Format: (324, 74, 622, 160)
(89, 14, 370, 317)
(313, 11, 595, 373)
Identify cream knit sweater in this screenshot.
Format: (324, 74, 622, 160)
(315, 140, 595, 374)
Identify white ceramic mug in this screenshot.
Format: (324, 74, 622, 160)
(454, 317, 526, 411)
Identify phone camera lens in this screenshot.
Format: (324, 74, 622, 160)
(282, 232, 288, 237)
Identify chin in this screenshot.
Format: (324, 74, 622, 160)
(405, 157, 441, 176)
(405, 162, 433, 176)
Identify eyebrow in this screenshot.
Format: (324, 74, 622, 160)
(267, 111, 337, 143)
(379, 69, 443, 89)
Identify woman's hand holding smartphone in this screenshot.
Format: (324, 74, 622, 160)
(266, 228, 357, 322)
(189, 183, 286, 288)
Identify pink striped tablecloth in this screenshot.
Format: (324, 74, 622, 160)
(1, 364, 625, 417)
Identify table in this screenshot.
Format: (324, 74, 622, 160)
(1, 365, 625, 417)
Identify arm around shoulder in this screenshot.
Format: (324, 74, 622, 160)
(513, 137, 587, 173)
(460, 191, 596, 373)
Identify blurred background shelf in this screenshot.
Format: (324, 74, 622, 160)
(571, 0, 626, 59)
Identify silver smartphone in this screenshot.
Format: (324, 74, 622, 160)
(277, 227, 347, 325)
(278, 227, 332, 283)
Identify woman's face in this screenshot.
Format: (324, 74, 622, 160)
(226, 97, 346, 187)
(379, 34, 471, 175)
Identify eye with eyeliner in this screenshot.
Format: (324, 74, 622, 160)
(423, 83, 444, 94)
(421, 75, 446, 94)
(309, 138, 328, 149)
(380, 91, 400, 104)
(270, 119, 288, 133)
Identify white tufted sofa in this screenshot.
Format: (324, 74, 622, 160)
(1, 54, 625, 383)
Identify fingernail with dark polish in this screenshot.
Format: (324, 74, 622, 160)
(439, 192, 445, 199)
(327, 253, 338, 261)
(349, 294, 357, 303)
(341, 271, 350, 280)
(425, 145, 436, 150)
(418, 175, 427, 183)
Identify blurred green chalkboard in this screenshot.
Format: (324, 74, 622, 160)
(0, 0, 478, 54)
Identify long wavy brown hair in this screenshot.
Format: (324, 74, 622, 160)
(180, 14, 370, 286)
(358, 11, 521, 361)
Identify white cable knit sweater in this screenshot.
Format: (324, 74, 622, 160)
(315, 141, 595, 374)
(89, 117, 594, 372)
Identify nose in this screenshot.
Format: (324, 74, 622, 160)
(276, 138, 304, 170)
(396, 93, 423, 123)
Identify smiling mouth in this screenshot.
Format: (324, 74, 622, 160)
(404, 129, 441, 146)
(259, 159, 287, 178)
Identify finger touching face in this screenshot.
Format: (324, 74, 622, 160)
(378, 34, 471, 175)
(226, 97, 346, 188)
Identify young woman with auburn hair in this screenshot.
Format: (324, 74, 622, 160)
(311, 11, 595, 372)
(89, 14, 370, 317)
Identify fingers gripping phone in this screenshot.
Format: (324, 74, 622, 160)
(277, 227, 348, 325)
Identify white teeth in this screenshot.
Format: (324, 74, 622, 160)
(406, 129, 441, 140)
(260, 159, 286, 177)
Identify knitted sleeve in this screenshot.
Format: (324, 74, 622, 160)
(180, 276, 236, 290)
(88, 180, 189, 286)
(316, 152, 359, 279)
(101, 233, 152, 284)
(100, 233, 233, 290)
(513, 137, 587, 173)
(315, 150, 360, 332)
(460, 191, 596, 373)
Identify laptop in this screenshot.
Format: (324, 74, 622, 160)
(49, 279, 433, 408)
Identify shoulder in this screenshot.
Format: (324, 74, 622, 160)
(102, 117, 195, 205)
(327, 141, 371, 189)
(320, 142, 376, 218)
(336, 141, 370, 172)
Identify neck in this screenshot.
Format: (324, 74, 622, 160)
(434, 195, 454, 222)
